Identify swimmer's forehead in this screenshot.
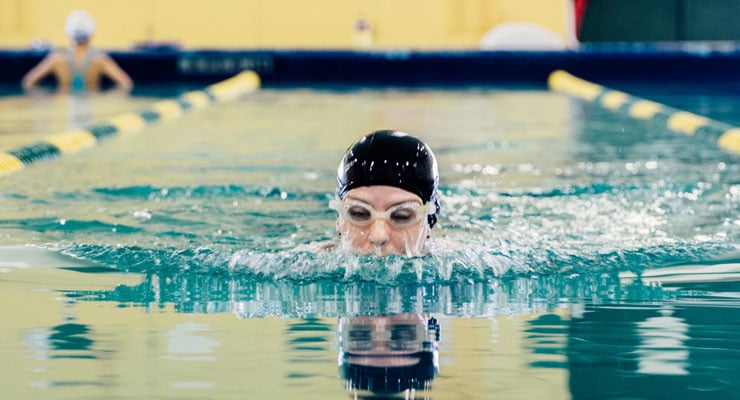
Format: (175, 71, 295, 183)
(343, 186, 423, 206)
(343, 314, 428, 326)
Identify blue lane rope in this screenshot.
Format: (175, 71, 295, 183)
(548, 70, 740, 156)
(0, 70, 261, 178)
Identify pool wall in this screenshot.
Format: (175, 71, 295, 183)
(1, 44, 739, 87)
(0, 0, 570, 48)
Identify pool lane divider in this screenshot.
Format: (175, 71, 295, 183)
(0, 70, 261, 178)
(548, 70, 740, 156)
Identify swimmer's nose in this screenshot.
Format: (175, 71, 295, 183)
(367, 219, 390, 249)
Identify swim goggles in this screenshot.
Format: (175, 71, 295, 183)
(338, 317, 440, 353)
(329, 198, 434, 228)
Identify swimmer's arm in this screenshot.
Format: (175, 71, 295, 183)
(100, 54, 133, 91)
(291, 240, 338, 253)
(21, 53, 59, 90)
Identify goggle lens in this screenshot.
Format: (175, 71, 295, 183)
(330, 199, 430, 228)
(342, 323, 426, 353)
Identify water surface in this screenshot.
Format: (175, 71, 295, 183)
(0, 86, 738, 399)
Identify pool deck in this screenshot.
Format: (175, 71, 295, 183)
(1, 42, 739, 88)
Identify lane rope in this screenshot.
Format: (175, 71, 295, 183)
(548, 70, 740, 155)
(0, 70, 261, 178)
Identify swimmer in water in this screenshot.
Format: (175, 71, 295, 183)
(298, 130, 441, 257)
(21, 10, 133, 93)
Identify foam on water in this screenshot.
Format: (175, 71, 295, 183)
(36, 240, 739, 319)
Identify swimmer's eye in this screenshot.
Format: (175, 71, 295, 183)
(390, 324, 417, 341)
(389, 324, 420, 351)
(348, 326, 373, 350)
(347, 206, 372, 221)
(389, 208, 417, 224)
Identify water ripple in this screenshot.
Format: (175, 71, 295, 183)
(87, 184, 330, 201)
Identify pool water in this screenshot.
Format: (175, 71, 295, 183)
(0, 86, 738, 399)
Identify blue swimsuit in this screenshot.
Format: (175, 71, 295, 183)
(61, 48, 101, 91)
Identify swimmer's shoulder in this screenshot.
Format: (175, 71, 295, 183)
(291, 240, 339, 254)
(46, 49, 68, 61)
(290, 238, 478, 256)
(425, 237, 479, 255)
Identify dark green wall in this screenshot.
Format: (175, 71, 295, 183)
(580, 0, 740, 42)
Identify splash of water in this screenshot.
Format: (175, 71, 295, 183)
(52, 238, 733, 285)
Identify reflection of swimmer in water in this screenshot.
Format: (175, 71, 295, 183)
(21, 10, 133, 93)
(338, 313, 440, 397)
(298, 130, 443, 257)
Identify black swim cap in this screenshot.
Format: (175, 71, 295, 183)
(340, 351, 438, 394)
(336, 130, 440, 228)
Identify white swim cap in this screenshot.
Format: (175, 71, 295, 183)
(64, 10, 96, 42)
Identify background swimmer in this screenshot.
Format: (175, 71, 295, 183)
(21, 10, 133, 93)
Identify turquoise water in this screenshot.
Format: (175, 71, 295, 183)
(0, 87, 738, 399)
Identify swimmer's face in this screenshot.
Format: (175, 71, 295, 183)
(339, 314, 430, 366)
(336, 186, 431, 257)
